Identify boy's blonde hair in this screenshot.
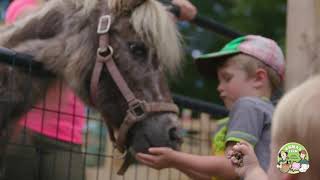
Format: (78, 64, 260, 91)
(272, 75, 320, 179)
(226, 53, 282, 95)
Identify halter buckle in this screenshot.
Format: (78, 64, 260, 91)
(128, 101, 147, 119)
(97, 15, 111, 34)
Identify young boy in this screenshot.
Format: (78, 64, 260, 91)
(229, 75, 320, 180)
(136, 35, 285, 180)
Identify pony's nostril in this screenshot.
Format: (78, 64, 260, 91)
(169, 127, 183, 143)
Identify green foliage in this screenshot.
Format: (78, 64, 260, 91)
(169, 0, 287, 105)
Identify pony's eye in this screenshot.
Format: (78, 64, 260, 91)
(128, 42, 147, 57)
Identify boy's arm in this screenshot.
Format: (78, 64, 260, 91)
(136, 147, 239, 180)
(173, 150, 239, 179)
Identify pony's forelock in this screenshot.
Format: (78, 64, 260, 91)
(131, 0, 183, 74)
(107, 0, 183, 74)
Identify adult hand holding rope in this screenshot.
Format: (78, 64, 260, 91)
(171, 0, 197, 21)
(160, 0, 243, 38)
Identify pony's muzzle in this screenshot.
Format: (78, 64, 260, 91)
(128, 113, 183, 153)
(169, 126, 183, 145)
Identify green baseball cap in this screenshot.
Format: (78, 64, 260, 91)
(195, 35, 285, 79)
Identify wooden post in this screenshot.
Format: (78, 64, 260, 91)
(286, 0, 320, 90)
(200, 113, 210, 155)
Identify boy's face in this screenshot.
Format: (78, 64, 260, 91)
(217, 60, 257, 109)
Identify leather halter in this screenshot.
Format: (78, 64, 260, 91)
(90, 4, 179, 153)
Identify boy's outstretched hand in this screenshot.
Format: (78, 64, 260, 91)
(135, 147, 176, 170)
(227, 141, 261, 177)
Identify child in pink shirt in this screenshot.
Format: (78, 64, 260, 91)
(19, 81, 84, 145)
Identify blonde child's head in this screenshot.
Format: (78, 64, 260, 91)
(270, 75, 320, 180)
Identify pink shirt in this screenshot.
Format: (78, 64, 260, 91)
(19, 83, 85, 144)
(7, 0, 85, 145)
(5, 0, 37, 24)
